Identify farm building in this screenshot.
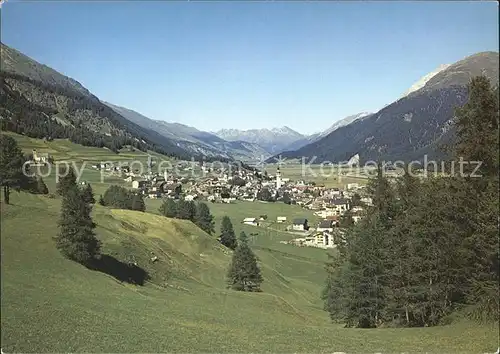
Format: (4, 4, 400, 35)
(292, 218, 309, 231)
(277, 216, 287, 223)
(243, 217, 258, 225)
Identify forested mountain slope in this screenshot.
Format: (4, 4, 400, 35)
(272, 51, 499, 163)
(0, 43, 195, 159)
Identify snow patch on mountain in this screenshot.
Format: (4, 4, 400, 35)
(318, 112, 373, 139)
(404, 64, 451, 96)
(214, 127, 305, 154)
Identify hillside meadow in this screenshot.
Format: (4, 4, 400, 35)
(1, 134, 498, 352)
(1, 190, 499, 353)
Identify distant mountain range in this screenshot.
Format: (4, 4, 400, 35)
(0, 43, 197, 160)
(0, 42, 268, 162)
(269, 51, 499, 164)
(2, 42, 497, 166)
(104, 102, 270, 161)
(214, 127, 307, 155)
(316, 112, 373, 140)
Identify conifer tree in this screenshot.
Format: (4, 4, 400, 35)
(81, 183, 95, 204)
(98, 194, 105, 206)
(102, 185, 131, 209)
(176, 199, 196, 220)
(282, 192, 292, 204)
(322, 250, 352, 324)
(453, 76, 499, 321)
(454, 76, 499, 179)
(56, 166, 77, 197)
(130, 193, 146, 212)
(323, 162, 396, 328)
(0, 134, 26, 204)
(384, 167, 427, 327)
(55, 185, 101, 265)
(219, 216, 237, 250)
(194, 202, 215, 234)
(321, 76, 500, 327)
(159, 198, 177, 218)
(227, 231, 263, 292)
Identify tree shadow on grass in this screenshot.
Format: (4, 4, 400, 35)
(89, 254, 150, 286)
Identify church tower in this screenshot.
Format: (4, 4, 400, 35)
(276, 167, 282, 190)
(147, 155, 152, 175)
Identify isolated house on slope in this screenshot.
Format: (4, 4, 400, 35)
(292, 218, 309, 231)
(243, 217, 257, 225)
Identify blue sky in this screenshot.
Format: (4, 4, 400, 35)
(2, 1, 498, 134)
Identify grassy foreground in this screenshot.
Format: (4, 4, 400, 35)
(1, 191, 499, 353)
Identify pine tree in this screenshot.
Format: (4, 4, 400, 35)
(257, 188, 272, 202)
(366, 162, 397, 224)
(453, 76, 499, 321)
(194, 202, 215, 234)
(227, 231, 263, 292)
(102, 185, 131, 209)
(55, 185, 101, 265)
(454, 76, 499, 180)
(176, 199, 196, 220)
(219, 216, 237, 250)
(56, 166, 77, 197)
(130, 193, 146, 212)
(346, 214, 391, 328)
(384, 168, 425, 327)
(81, 183, 95, 204)
(321, 251, 352, 324)
(159, 198, 177, 218)
(321, 76, 500, 328)
(0, 134, 26, 204)
(407, 177, 468, 326)
(323, 162, 396, 328)
(98, 194, 105, 206)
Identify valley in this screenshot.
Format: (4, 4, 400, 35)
(1, 2, 499, 353)
(2, 189, 498, 353)
(2, 128, 499, 352)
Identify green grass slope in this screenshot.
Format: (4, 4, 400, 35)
(2, 191, 499, 353)
(4, 131, 172, 164)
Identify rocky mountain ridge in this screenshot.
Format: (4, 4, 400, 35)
(268, 51, 499, 164)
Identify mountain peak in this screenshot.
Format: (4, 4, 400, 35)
(269, 50, 499, 164)
(318, 112, 373, 139)
(404, 64, 451, 97)
(214, 126, 305, 154)
(1, 42, 91, 97)
(419, 51, 499, 93)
